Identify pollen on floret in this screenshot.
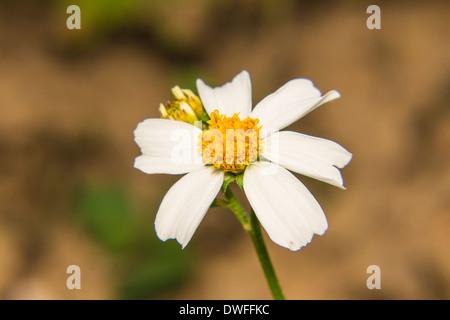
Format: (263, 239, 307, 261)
(199, 110, 263, 173)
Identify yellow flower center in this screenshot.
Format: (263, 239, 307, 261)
(199, 110, 262, 173)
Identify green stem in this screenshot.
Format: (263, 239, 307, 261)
(248, 209, 285, 300)
(223, 188, 251, 231)
(222, 187, 285, 300)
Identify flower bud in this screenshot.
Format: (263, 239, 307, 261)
(159, 86, 209, 125)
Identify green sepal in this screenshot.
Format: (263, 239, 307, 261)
(236, 172, 244, 190)
(221, 173, 236, 193)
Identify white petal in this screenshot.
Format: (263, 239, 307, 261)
(243, 162, 327, 251)
(196, 70, 252, 118)
(261, 131, 352, 189)
(133, 118, 204, 175)
(250, 78, 340, 137)
(155, 166, 224, 248)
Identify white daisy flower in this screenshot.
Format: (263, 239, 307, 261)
(134, 70, 352, 251)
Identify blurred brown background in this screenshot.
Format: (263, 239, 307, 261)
(0, 0, 449, 299)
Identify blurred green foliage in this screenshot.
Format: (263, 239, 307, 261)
(75, 185, 134, 251)
(43, 0, 317, 59)
(74, 183, 191, 299)
(51, 0, 215, 57)
(57, 0, 138, 33)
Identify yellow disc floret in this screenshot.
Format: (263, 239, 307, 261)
(200, 110, 262, 173)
